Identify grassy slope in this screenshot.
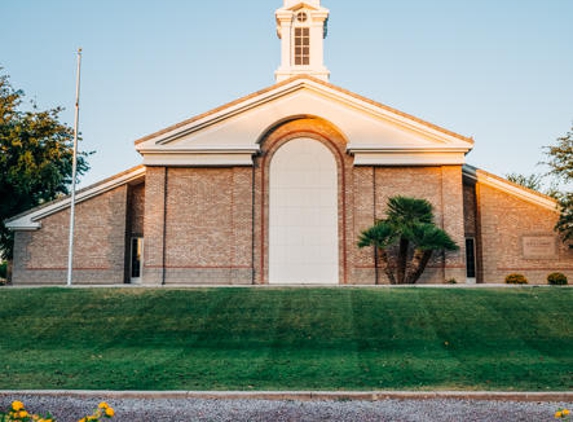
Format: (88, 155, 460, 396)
(0, 287, 571, 391)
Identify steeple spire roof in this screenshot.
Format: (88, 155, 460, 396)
(283, 0, 321, 7)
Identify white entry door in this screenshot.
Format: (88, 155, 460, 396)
(269, 138, 339, 284)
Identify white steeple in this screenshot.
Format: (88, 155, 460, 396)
(275, 0, 330, 83)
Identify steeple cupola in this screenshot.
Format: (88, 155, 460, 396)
(275, 0, 330, 83)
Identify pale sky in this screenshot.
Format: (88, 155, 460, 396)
(1, 0, 572, 187)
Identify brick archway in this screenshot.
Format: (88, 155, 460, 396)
(254, 117, 352, 285)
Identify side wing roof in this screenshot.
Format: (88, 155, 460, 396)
(5, 166, 145, 230)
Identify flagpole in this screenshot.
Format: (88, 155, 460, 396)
(67, 48, 82, 287)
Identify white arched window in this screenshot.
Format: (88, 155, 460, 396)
(269, 138, 339, 284)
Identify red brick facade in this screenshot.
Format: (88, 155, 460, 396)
(11, 135, 571, 286)
(8, 94, 571, 286)
(474, 180, 573, 284)
(12, 186, 129, 285)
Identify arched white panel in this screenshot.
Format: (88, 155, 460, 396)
(269, 138, 338, 284)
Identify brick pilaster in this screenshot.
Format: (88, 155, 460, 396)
(142, 167, 166, 285)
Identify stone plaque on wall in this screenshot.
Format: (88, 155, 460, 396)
(522, 236, 558, 259)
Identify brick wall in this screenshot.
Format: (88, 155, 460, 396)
(14, 121, 570, 287)
(12, 186, 129, 285)
(128, 182, 145, 236)
(142, 167, 166, 285)
(440, 166, 467, 283)
(162, 167, 253, 285)
(463, 179, 478, 237)
(351, 166, 466, 284)
(476, 182, 573, 284)
(374, 167, 446, 284)
(351, 166, 376, 284)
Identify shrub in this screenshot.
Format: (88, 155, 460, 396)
(0, 260, 6, 280)
(547, 272, 568, 286)
(446, 278, 457, 284)
(505, 273, 528, 285)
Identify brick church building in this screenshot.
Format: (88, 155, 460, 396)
(6, 0, 571, 285)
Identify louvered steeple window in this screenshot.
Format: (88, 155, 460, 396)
(294, 27, 310, 65)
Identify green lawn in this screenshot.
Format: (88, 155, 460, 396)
(0, 287, 571, 391)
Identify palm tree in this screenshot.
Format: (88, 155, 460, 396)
(358, 196, 459, 284)
(386, 196, 433, 284)
(404, 223, 458, 284)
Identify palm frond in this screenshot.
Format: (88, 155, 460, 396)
(386, 196, 434, 226)
(358, 220, 397, 249)
(406, 223, 459, 251)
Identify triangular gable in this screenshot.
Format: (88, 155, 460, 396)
(135, 76, 474, 167)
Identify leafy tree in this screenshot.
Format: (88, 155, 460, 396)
(555, 194, 573, 247)
(545, 124, 573, 247)
(505, 172, 560, 199)
(358, 196, 459, 284)
(506, 172, 544, 192)
(0, 69, 89, 260)
(545, 125, 573, 181)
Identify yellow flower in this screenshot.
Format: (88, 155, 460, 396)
(564, 409, 571, 416)
(14, 410, 30, 419)
(105, 406, 115, 417)
(12, 401, 25, 411)
(556, 411, 563, 418)
(78, 418, 87, 422)
(98, 401, 109, 409)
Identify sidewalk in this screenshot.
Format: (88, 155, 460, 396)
(2, 390, 573, 402)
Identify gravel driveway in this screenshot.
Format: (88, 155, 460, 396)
(1, 394, 572, 422)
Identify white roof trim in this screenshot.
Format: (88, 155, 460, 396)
(139, 145, 260, 167)
(5, 166, 146, 231)
(349, 146, 469, 166)
(463, 165, 558, 212)
(138, 145, 260, 154)
(137, 83, 308, 147)
(353, 153, 467, 166)
(348, 145, 470, 153)
(302, 83, 473, 147)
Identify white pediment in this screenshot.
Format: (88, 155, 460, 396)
(135, 77, 474, 166)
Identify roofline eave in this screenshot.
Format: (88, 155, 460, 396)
(5, 166, 146, 231)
